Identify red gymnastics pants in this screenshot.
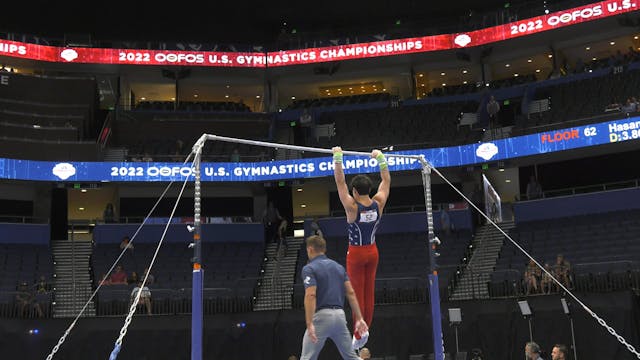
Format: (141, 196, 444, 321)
(346, 243, 379, 337)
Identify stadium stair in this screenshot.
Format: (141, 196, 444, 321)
(51, 239, 96, 318)
(253, 237, 303, 311)
(449, 220, 514, 300)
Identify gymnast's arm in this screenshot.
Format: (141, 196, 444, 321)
(345, 280, 368, 335)
(332, 146, 357, 221)
(372, 149, 390, 213)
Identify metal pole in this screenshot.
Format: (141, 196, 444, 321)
(455, 325, 460, 354)
(528, 317, 533, 342)
(71, 224, 76, 315)
(191, 147, 203, 360)
(421, 159, 445, 360)
(570, 317, 578, 360)
(203, 134, 423, 160)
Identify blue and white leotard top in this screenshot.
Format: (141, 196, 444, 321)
(348, 201, 381, 246)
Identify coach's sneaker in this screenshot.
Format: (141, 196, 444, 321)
(352, 331, 369, 350)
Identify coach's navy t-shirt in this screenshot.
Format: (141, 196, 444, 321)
(301, 254, 348, 310)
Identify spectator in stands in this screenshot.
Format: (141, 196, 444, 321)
(332, 147, 390, 349)
(230, 148, 241, 162)
(299, 108, 314, 143)
(622, 98, 637, 113)
(128, 271, 140, 285)
(103, 203, 115, 223)
(120, 235, 134, 252)
(359, 347, 371, 359)
(310, 217, 324, 238)
(440, 207, 452, 235)
(277, 218, 289, 250)
(262, 201, 283, 244)
(299, 235, 367, 358)
(486, 95, 500, 130)
(130, 281, 152, 315)
(109, 265, 128, 285)
(539, 263, 554, 294)
(554, 254, 572, 289)
(525, 342, 544, 360)
(99, 273, 112, 286)
(526, 175, 542, 200)
(551, 344, 568, 360)
(142, 152, 153, 162)
(143, 267, 155, 285)
(16, 281, 43, 318)
(524, 259, 541, 295)
(35, 275, 51, 293)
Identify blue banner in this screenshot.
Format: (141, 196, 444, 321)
(1, 116, 638, 182)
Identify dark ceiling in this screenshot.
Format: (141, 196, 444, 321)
(1, 0, 584, 45)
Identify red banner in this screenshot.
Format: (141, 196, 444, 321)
(0, 0, 636, 68)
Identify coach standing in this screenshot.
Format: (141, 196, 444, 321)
(300, 235, 368, 359)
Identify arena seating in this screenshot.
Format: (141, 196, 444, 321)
(310, 100, 480, 151)
(489, 209, 640, 297)
(93, 241, 264, 315)
(0, 243, 54, 318)
(286, 92, 392, 110)
(135, 100, 251, 112)
(519, 62, 640, 133)
(113, 110, 274, 161)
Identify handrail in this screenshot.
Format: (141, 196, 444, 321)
(0, 216, 50, 224)
(98, 111, 113, 149)
(491, 268, 522, 276)
(519, 178, 640, 202)
(574, 260, 639, 268)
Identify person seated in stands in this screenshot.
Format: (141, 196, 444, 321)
(539, 263, 554, 294)
(35, 275, 51, 293)
(130, 281, 152, 315)
(16, 281, 43, 317)
(143, 267, 155, 285)
(524, 259, 541, 295)
(127, 271, 139, 285)
(622, 98, 637, 113)
(120, 236, 134, 252)
(99, 273, 112, 286)
(109, 265, 128, 285)
(629, 96, 640, 112)
(554, 254, 572, 290)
